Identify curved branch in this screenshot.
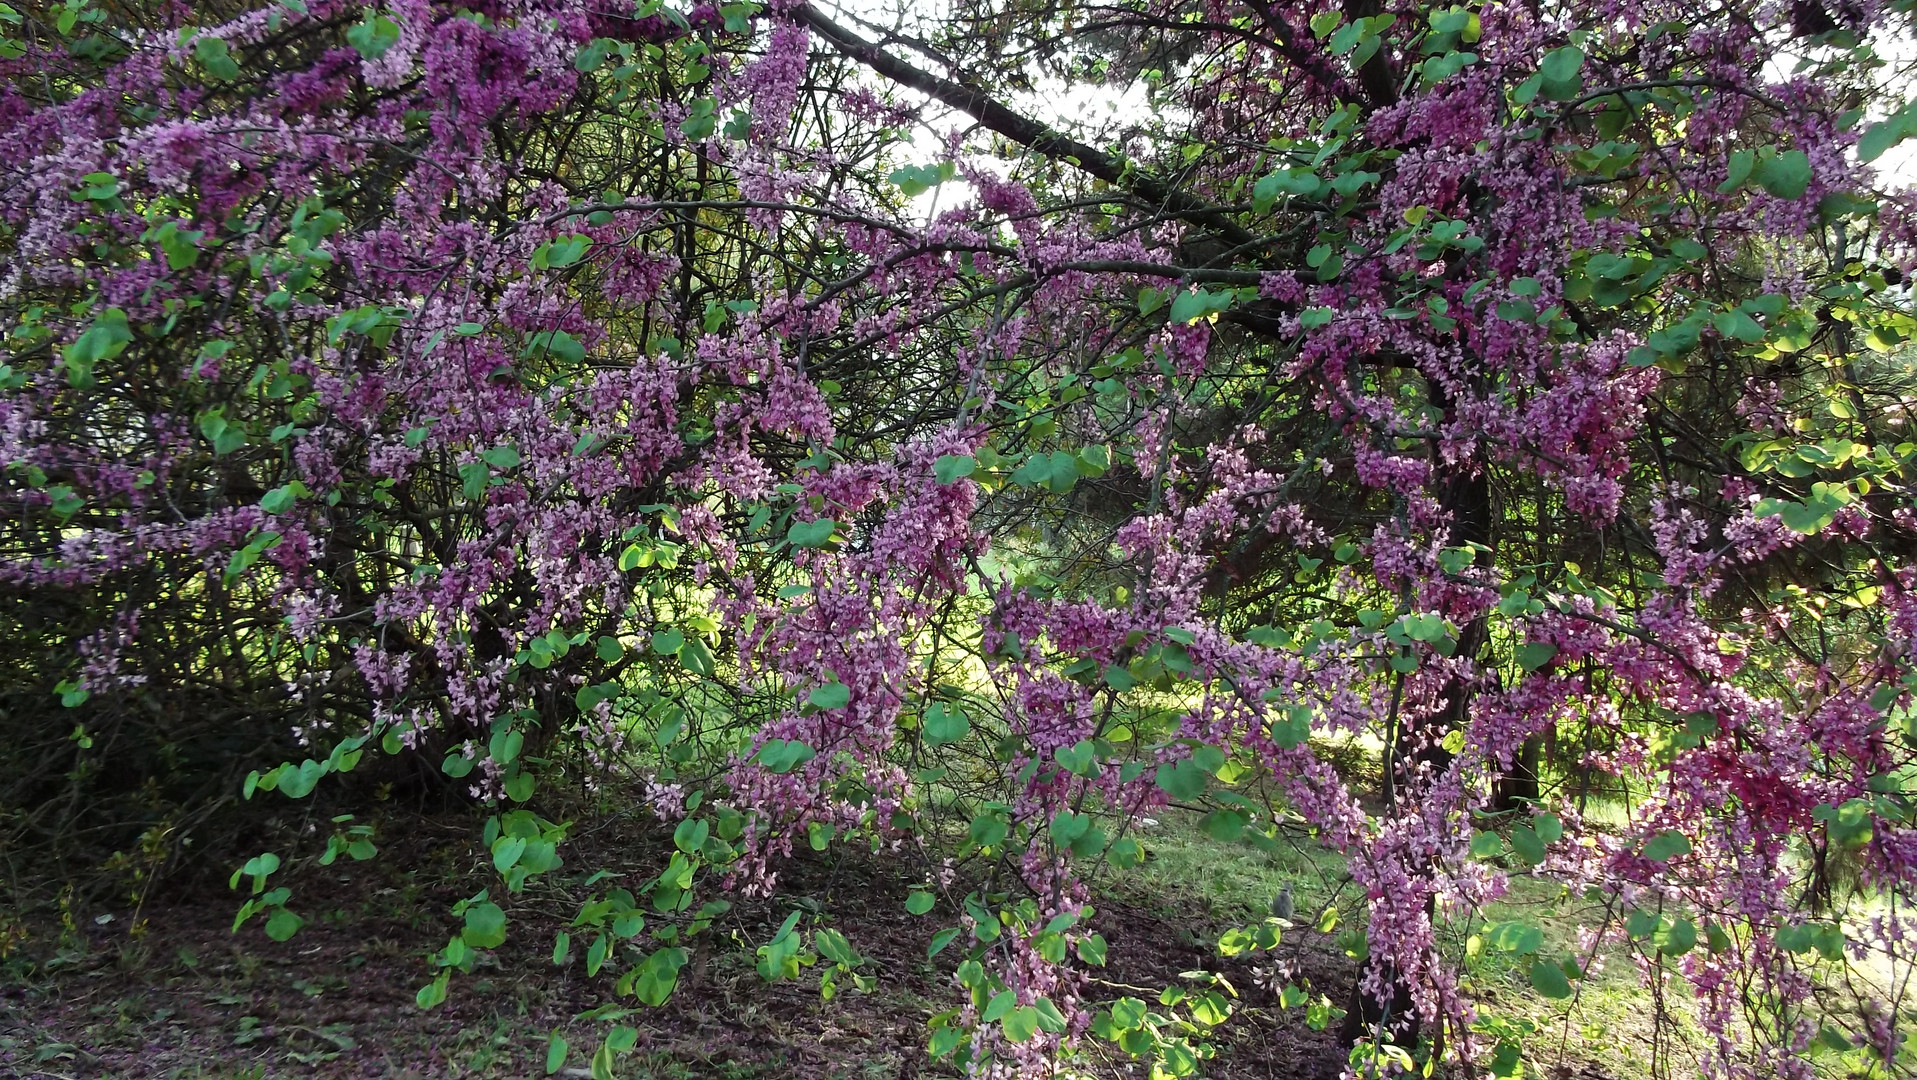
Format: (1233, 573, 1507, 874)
(794, 2, 1260, 251)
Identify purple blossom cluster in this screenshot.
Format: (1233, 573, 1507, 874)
(5, 0, 1917, 1076)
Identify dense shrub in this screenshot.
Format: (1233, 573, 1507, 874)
(5, 0, 1917, 1075)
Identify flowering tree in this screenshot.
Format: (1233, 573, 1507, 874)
(5, 0, 1917, 1075)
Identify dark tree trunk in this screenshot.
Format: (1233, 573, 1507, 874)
(1338, 953, 1423, 1049)
(1345, 404, 1490, 1058)
(1493, 734, 1543, 812)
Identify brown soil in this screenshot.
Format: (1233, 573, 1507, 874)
(0, 814, 1358, 1079)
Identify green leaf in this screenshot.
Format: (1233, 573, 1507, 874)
(521, 329, 585, 364)
(1858, 111, 1913, 162)
(1778, 499, 1839, 535)
(1011, 450, 1083, 494)
(1626, 908, 1659, 940)
(632, 947, 687, 1006)
(458, 462, 489, 501)
(480, 445, 520, 469)
(264, 906, 303, 941)
(1033, 997, 1069, 1033)
(1642, 830, 1692, 862)
(672, 818, 710, 853)
(928, 1027, 964, 1059)
(462, 901, 507, 949)
(968, 813, 1009, 850)
(1270, 705, 1312, 749)
(787, 518, 837, 548)
(651, 628, 685, 656)
(1049, 809, 1093, 849)
(1266, 169, 1323, 200)
(276, 759, 323, 799)
(1200, 810, 1246, 841)
(816, 928, 859, 966)
(232, 851, 281, 888)
(536, 234, 592, 269)
(199, 410, 246, 455)
(1714, 308, 1766, 343)
(906, 890, 935, 915)
(1155, 758, 1206, 801)
(1041, 450, 1080, 493)
(1053, 740, 1097, 777)
(1754, 149, 1812, 200)
(1076, 444, 1110, 477)
(492, 836, 527, 874)
(922, 703, 970, 745)
(1816, 798, 1875, 847)
(1529, 957, 1574, 999)
(754, 739, 816, 774)
(1775, 923, 1814, 953)
(678, 636, 714, 677)
(1515, 641, 1558, 672)
(1168, 288, 1228, 324)
(889, 163, 948, 197)
(1721, 148, 1756, 192)
(933, 454, 975, 484)
(680, 97, 718, 140)
(151, 219, 205, 267)
(63, 308, 132, 387)
(1076, 933, 1108, 965)
(489, 728, 523, 765)
(1190, 743, 1225, 773)
(1483, 921, 1544, 954)
(345, 10, 400, 59)
(1706, 923, 1731, 953)
(808, 681, 851, 711)
(1657, 918, 1697, 956)
(1328, 19, 1363, 54)
(415, 971, 449, 1009)
(1106, 837, 1144, 868)
(192, 35, 241, 81)
(75, 172, 121, 201)
(1539, 45, 1583, 82)
(1508, 825, 1546, 864)
(1002, 1005, 1039, 1043)
(260, 484, 302, 515)
(928, 927, 960, 957)
(546, 1033, 569, 1075)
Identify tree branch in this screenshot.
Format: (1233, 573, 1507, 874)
(794, 3, 1260, 251)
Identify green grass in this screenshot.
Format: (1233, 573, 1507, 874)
(1459, 874, 1712, 1079)
(1116, 808, 1351, 928)
(1104, 810, 1712, 1080)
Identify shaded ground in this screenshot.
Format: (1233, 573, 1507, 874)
(1, 814, 1358, 1079)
